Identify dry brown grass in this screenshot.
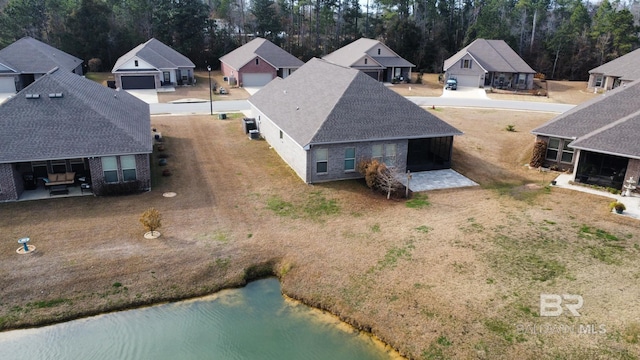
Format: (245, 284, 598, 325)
(1, 91, 639, 359)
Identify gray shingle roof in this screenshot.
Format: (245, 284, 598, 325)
(248, 58, 461, 148)
(444, 39, 535, 73)
(589, 48, 640, 82)
(112, 38, 195, 71)
(0, 37, 82, 74)
(323, 38, 415, 68)
(219, 38, 304, 70)
(0, 68, 151, 163)
(532, 79, 640, 158)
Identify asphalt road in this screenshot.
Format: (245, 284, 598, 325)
(149, 96, 575, 115)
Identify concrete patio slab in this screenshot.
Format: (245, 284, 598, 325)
(397, 169, 479, 192)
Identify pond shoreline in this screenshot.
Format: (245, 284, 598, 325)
(1, 260, 408, 359)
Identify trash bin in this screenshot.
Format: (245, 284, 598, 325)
(218, 113, 227, 120)
(248, 129, 260, 140)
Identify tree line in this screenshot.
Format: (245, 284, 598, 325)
(1, 0, 638, 80)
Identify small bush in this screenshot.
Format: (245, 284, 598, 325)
(140, 208, 162, 233)
(94, 180, 148, 196)
(609, 201, 626, 212)
(505, 124, 516, 132)
(88, 58, 102, 72)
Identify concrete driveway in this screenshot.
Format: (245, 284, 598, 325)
(125, 89, 159, 104)
(0, 93, 14, 104)
(243, 87, 261, 96)
(441, 86, 488, 99)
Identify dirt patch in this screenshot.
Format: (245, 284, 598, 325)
(1, 109, 639, 358)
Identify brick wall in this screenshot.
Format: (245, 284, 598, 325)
(89, 154, 151, 195)
(0, 163, 19, 202)
(238, 58, 276, 86)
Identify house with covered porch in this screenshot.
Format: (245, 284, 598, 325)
(322, 38, 415, 83)
(443, 39, 535, 90)
(0, 68, 152, 201)
(248, 58, 462, 184)
(531, 78, 640, 191)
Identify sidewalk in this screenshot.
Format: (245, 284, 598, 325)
(553, 173, 640, 220)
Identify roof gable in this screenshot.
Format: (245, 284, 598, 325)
(249, 58, 461, 148)
(112, 38, 195, 72)
(589, 48, 640, 82)
(532, 78, 640, 158)
(0, 37, 82, 74)
(323, 38, 415, 68)
(444, 39, 534, 73)
(219, 38, 304, 71)
(0, 69, 151, 163)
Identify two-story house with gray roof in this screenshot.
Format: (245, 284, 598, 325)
(0, 37, 83, 94)
(531, 79, 640, 190)
(112, 38, 196, 90)
(443, 39, 536, 90)
(322, 38, 415, 82)
(0, 68, 152, 201)
(588, 48, 640, 92)
(248, 58, 462, 184)
(219, 38, 304, 87)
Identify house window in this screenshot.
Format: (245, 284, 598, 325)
(255, 58, 259, 65)
(561, 141, 574, 163)
(384, 144, 397, 167)
(316, 148, 328, 174)
(102, 156, 118, 183)
(372, 144, 396, 166)
(134, 60, 139, 67)
(372, 144, 383, 162)
(595, 75, 603, 87)
(462, 59, 471, 69)
(364, 58, 368, 65)
(377, 48, 381, 55)
(121, 155, 137, 181)
(545, 138, 560, 161)
(344, 147, 355, 171)
(518, 74, 526, 85)
(163, 72, 170, 83)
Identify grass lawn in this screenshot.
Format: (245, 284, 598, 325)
(0, 91, 637, 358)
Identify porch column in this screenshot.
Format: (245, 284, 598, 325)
(571, 149, 581, 181)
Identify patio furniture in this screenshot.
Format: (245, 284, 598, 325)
(44, 172, 75, 187)
(49, 185, 69, 196)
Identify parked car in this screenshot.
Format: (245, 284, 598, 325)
(445, 78, 458, 90)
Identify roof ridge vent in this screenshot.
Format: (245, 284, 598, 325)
(25, 93, 40, 99)
(48, 93, 63, 98)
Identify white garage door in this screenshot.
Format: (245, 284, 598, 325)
(452, 75, 480, 88)
(0, 77, 16, 92)
(242, 73, 273, 87)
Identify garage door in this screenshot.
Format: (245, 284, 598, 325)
(452, 75, 480, 88)
(364, 71, 379, 81)
(241, 73, 273, 87)
(0, 77, 16, 92)
(121, 75, 155, 90)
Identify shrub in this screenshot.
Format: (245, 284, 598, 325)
(416, 72, 423, 84)
(94, 179, 148, 196)
(505, 124, 516, 132)
(88, 58, 102, 72)
(357, 159, 384, 189)
(530, 140, 547, 168)
(140, 208, 161, 233)
(609, 201, 626, 212)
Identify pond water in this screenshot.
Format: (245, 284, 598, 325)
(0, 278, 399, 360)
